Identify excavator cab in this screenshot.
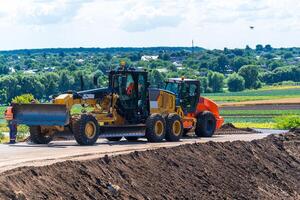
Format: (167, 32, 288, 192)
(165, 78, 200, 114)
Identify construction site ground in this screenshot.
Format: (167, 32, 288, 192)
(0, 126, 299, 199)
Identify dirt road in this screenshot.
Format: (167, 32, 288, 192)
(0, 130, 298, 200)
(0, 130, 283, 173)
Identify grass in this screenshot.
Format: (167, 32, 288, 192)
(204, 86, 300, 103)
(220, 109, 300, 116)
(274, 115, 300, 129)
(233, 122, 276, 129)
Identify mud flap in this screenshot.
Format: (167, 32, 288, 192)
(12, 104, 69, 126)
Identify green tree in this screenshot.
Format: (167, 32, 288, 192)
(265, 44, 272, 51)
(231, 57, 249, 71)
(283, 52, 293, 59)
(59, 71, 74, 92)
(256, 44, 263, 51)
(0, 89, 8, 104)
(208, 71, 224, 92)
(227, 73, 245, 92)
(149, 70, 165, 88)
(198, 77, 208, 93)
(216, 55, 229, 72)
(42, 72, 59, 97)
(238, 65, 260, 89)
(12, 94, 38, 104)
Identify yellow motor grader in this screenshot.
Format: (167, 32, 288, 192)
(6, 66, 223, 145)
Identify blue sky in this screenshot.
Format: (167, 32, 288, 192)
(0, 0, 300, 50)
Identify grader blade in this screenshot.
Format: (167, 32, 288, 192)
(12, 104, 69, 126)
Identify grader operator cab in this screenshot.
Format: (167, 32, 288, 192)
(5, 66, 223, 145)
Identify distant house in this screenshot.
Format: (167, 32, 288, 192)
(44, 67, 56, 72)
(9, 67, 16, 73)
(76, 59, 85, 63)
(273, 56, 281, 60)
(141, 55, 159, 61)
(157, 68, 168, 73)
(24, 69, 38, 74)
(173, 61, 182, 67)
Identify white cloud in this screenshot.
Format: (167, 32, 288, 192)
(0, 0, 300, 50)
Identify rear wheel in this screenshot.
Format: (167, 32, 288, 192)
(73, 114, 100, 145)
(195, 111, 216, 137)
(106, 137, 122, 141)
(166, 114, 183, 141)
(29, 126, 54, 144)
(145, 113, 166, 142)
(125, 136, 139, 142)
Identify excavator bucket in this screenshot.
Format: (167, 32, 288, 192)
(12, 104, 69, 126)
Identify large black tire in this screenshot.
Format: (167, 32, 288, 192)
(73, 114, 100, 145)
(166, 113, 183, 142)
(29, 126, 54, 144)
(106, 137, 122, 141)
(145, 113, 166, 142)
(195, 111, 216, 137)
(125, 136, 139, 142)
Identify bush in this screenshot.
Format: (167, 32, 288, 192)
(275, 115, 300, 129)
(227, 73, 245, 92)
(238, 65, 261, 89)
(208, 71, 224, 92)
(0, 132, 4, 143)
(12, 94, 38, 104)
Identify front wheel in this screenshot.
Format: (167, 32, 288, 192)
(29, 126, 54, 144)
(73, 114, 100, 145)
(195, 111, 216, 137)
(145, 113, 166, 142)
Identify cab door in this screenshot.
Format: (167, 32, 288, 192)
(180, 81, 200, 114)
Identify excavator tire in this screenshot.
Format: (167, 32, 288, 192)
(145, 113, 166, 142)
(195, 111, 216, 137)
(166, 113, 183, 141)
(29, 126, 54, 144)
(73, 114, 100, 145)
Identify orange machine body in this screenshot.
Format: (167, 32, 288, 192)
(182, 97, 224, 129)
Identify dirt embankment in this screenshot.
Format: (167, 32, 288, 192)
(0, 132, 299, 200)
(215, 123, 260, 135)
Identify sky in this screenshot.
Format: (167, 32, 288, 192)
(0, 0, 300, 50)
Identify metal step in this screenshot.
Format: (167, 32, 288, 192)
(99, 124, 146, 138)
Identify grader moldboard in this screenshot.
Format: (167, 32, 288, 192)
(7, 66, 224, 145)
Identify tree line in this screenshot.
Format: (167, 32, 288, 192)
(0, 45, 300, 103)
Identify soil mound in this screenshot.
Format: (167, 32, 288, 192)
(289, 127, 300, 134)
(0, 133, 299, 200)
(215, 123, 260, 135)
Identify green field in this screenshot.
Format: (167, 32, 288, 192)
(204, 86, 300, 103)
(203, 86, 300, 129)
(220, 109, 300, 116)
